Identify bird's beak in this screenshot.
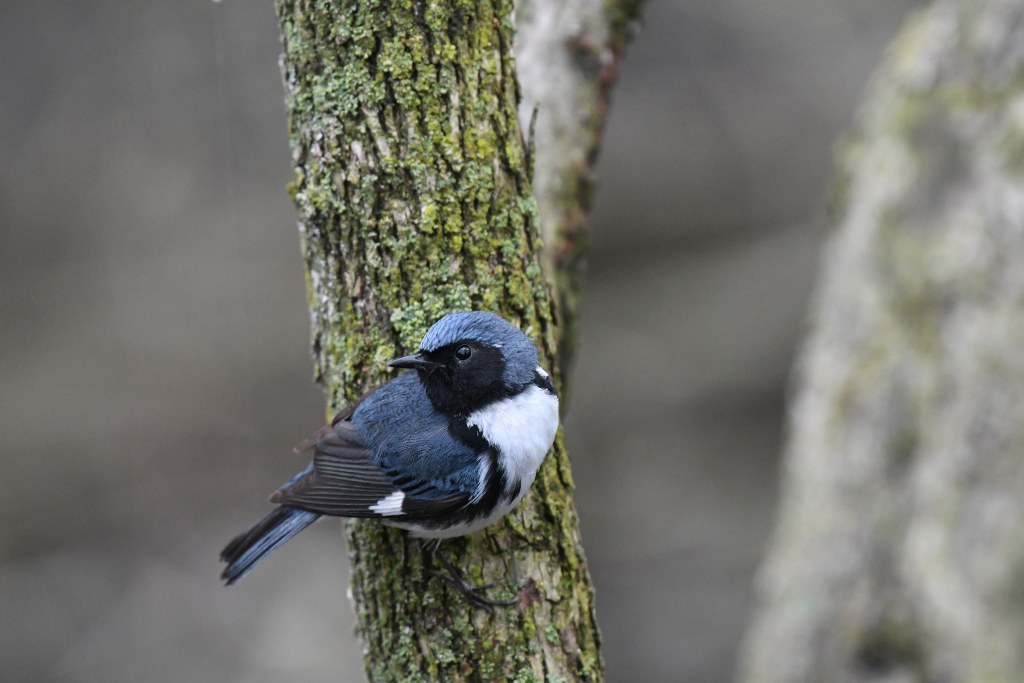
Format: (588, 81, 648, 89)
(388, 352, 437, 371)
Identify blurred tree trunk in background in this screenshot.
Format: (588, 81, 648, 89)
(740, 1, 1024, 682)
(275, 0, 639, 680)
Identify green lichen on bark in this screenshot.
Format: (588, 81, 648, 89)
(275, 0, 602, 680)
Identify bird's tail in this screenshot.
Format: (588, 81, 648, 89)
(220, 506, 320, 585)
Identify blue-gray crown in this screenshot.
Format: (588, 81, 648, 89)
(419, 311, 539, 386)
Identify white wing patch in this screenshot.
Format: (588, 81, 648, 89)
(472, 455, 490, 504)
(466, 383, 559, 495)
(369, 491, 405, 516)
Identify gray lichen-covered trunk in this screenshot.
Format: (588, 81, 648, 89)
(514, 0, 642, 371)
(740, 1, 1024, 682)
(274, 0, 637, 680)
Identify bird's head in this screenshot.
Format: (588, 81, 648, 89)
(388, 311, 539, 415)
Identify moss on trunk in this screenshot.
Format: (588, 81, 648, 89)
(276, 0, 602, 679)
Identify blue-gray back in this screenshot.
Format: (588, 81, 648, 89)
(352, 372, 480, 498)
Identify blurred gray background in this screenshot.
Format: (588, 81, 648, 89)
(0, 1, 919, 681)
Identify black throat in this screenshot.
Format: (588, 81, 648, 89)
(416, 344, 511, 416)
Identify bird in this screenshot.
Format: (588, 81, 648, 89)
(219, 311, 559, 605)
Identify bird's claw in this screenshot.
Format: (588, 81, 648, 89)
(424, 544, 518, 610)
(428, 568, 517, 610)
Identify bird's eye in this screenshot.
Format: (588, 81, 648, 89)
(455, 345, 472, 361)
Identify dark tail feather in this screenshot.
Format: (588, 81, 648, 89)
(220, 506, 320, 585)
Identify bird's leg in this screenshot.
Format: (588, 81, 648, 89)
(421, 540, 517, 610)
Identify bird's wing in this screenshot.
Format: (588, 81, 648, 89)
(273, 420, 472, 519)
(292, 386, 379, 454)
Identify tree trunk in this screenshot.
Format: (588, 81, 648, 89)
(514, 0, 642, 372)
(275, 1, 636, 680)
(740, 1, 1024, 682)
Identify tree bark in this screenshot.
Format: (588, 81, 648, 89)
(275, 1, 635, 680)
(740, 1, 1024, 682)
(514, 0, 642, 372)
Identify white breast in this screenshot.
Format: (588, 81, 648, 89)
(390, 378, 560, 539)
(466, 382, 560, 496)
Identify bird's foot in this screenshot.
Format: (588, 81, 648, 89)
(428, 568, 517, 610)
(426, 546, 517, 610)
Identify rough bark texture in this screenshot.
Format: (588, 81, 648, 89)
(514, 0, 642, 373)
(275, 1, 623, 680)
(740, 2, 1024, 682)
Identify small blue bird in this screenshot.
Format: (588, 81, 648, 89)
(220, 311, 559, 604)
